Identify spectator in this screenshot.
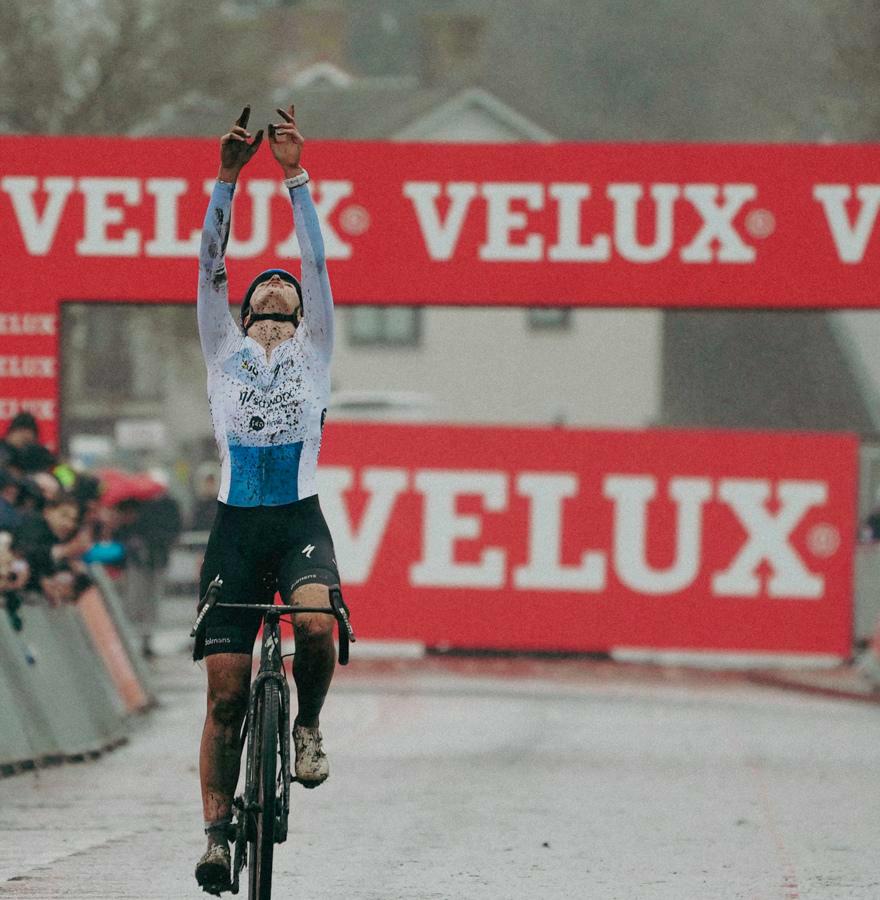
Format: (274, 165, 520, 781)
(863, 489, 880, 542)
(114, 490, 182, 658)
(70, 471, 103, 530)
(15, 477, 46, 516)
(0, 527, 29, 596)
(0, 469, 22, 532)
(0, 411, 39, 468)
(13, 492, 93, 606)
(7, 443, 57, 479)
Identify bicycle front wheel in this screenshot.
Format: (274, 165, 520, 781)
(249, 681, 280, 900)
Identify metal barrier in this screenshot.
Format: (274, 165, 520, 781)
(87, 563, 156, 707)
(0, 603, 61, 771)
(0, 580, 154, 776)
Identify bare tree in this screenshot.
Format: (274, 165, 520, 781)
(0, 0, 271, 134)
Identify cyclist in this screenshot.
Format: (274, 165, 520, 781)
(194, 105, 341, 894)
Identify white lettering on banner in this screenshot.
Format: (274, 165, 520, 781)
(410, 471, 507, 588)
(1, 177, 75, 255)
(316, 467, 408, 583)
(547, 184, 610, 261)
(226, 179, 276, 258)
(712, 479, 827, 598)
(0, 314, 56, 336)
(813, 184, 880, 263)
(5, 174, 880, 271)
(76, 177, 141, 256)
(401, 182, 478, 260)
(275, 181, 354, 259)
(317, 466, 831, 598)
(479, 183, 545, 261)
(679, 185, 757, 262)
(606, 184, 680, 263)
(1, 175, 355, 260)
(513, 473, 606, 590)
(0, 356, 56, 378)
(604, 476, 712, 593)
(0, 398, 55, 420)
(404, 181, 757, 264)
(144, 178, 201, 257)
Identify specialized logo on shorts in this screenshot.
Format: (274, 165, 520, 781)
(205, 636, 232, 646)
(302, 544, 315, 558)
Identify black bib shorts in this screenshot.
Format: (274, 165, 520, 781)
(195, 494, 339, 659)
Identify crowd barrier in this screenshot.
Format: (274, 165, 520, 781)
(0, 568, 155, 776)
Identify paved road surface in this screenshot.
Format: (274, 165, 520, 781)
(1, 652, 879, 899)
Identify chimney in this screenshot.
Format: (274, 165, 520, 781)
(420, 12, 487, 86)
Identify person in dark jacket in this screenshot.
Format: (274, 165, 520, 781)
(0, 469, 22, 532)
(114, 492, 182, 658)
(13, 492, 92, 605)
(0, 412, 39, 469)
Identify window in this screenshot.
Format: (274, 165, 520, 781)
(347, 306, 422, 347)
(527, 307, 572, 330)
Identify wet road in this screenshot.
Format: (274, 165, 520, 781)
(1, 651, 880, 899)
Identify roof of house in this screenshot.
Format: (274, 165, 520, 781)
(137, 0, 838, 142)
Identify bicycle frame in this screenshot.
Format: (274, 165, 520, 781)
(191, 577, 355, 896)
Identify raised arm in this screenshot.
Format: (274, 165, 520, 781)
(270, 104, 334, 360)
(197, 107, 264, 364)
(197, 181, 237, 363)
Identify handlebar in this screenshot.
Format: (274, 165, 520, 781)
(190, 576, 356, 664)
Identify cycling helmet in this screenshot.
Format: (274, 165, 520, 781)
(240, 268, 303, 333)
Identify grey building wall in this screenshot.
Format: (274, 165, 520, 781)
(660, 311, 875, 433)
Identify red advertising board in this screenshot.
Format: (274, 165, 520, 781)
(317, 423, 857, 657)
(2, 137, 880, 443)
(1, 137, 880, 309)
(0, 138, 863, 656)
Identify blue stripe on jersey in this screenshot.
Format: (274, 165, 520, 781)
(227, 442, 304, 506)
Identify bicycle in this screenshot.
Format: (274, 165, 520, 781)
(191, 575, 356, 899)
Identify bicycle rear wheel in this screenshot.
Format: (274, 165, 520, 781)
(248, 681, 280, 900)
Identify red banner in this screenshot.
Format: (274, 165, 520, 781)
(1, 137, 880, 309)
(317, 423, 857, 656)
(2, 137, 879, 443)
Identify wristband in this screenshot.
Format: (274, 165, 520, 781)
(283, 169, 310, 189)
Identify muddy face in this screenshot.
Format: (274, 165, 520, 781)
(250, 275, 299, 315)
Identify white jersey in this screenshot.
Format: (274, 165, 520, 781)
(197, 180, 334, 507)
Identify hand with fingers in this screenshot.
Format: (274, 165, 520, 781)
(218, 106, 264, 184)
(268, 104, 305, 178)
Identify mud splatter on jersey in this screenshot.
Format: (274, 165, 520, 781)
(197, 180, 333, 506)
